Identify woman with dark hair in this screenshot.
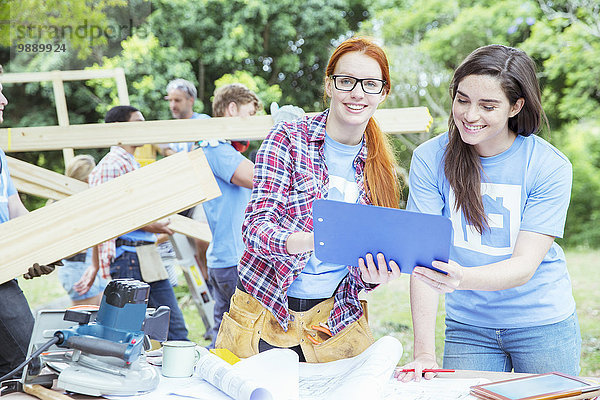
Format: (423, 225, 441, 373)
(215, 37, 402, 362)
(398, 44, 580, 379)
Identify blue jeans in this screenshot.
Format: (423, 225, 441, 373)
(0, 280, 34, 377)
(207, 266, 238, 349)
(443, 312, 581, 375)
(111, 252, 189, 341)
(59, 258, 108, 301)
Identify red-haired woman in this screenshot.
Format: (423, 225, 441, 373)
(215, 37, 402, 362)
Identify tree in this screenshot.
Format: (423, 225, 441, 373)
(143, 0, 369, 112)
(365, 0, 600, 246)
(0, 0, 131, 60)
(521, 1, 600, 127)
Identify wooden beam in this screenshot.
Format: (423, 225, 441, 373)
(0, 149, 221, 284)
(0, 69, 123, 84)
(50, 73, 75, 164)
(10, 177, 68, 201)
(0, 107, 433, 152)
(114, 68, 130, 105)
(9, 157, 214, 240)
(7, 156, 88, 200)
(168, 214, 213, 242)
(0, 68, 132, 162)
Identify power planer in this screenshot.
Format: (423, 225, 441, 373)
(5, 279, 171, 397)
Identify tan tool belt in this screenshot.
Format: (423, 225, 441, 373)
(215, 288, 374, 363)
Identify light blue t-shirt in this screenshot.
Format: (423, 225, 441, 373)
(199, 140, 251, 269)
(0, 149, 17, 224)
(169, 112, 211, 153)
(407, 132, 575, 328)
(288, 134, 362, 299)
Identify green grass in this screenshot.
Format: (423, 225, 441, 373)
(20, 249, 599, 376)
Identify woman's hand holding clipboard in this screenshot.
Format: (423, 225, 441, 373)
(312, 199, 452, 275)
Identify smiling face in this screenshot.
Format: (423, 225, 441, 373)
(0, 83, 7, 124)
(452, 74, 524, 157)
(325, 51, 387, 145)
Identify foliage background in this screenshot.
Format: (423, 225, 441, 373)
(2, 0, 598, 246)
(2, 0, 599, 375)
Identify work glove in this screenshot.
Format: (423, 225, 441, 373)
(23, 260, 63, 279)
(270, 102, 305, 125)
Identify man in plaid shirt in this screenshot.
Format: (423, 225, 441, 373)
(74, 105, 188, 341)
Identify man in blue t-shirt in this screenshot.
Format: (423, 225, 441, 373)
(200, 83, 261, 348)
(163, 78, 210, 155)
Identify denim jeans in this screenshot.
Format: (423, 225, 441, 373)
(443, 312, 581, 375)
(207, 266, 238, 349)
(0, 280, 34, 377)
(111, 252, 189, 341)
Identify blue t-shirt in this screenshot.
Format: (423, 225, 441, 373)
(407, 132, 575, 328)
(288, 134, 362, 299)
(169, 112, 211, 153)
(116, 230, 157, 258)
(0, 149, 17, 224)
(199, 140, 251, 269)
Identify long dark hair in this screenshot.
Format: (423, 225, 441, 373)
(444, 44, 548, 234)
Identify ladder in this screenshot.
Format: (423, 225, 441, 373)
(169, 232, 215, 336)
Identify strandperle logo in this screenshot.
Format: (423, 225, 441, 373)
(13, 19, 149, 44)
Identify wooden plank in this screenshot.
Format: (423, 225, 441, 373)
(114, 68, 130, 105)
(0, 107, 432, 152)
(50, 75, 75, 165)
(168, 214, 213, 242)
(7, 156, 88, 199)
(0, 148, 221, 284)
(0, 69, 121, 84)
(10, 177, 67, 201)
(10, 157, 214, 241)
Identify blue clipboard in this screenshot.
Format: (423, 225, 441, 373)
(313, 199, 452, 274)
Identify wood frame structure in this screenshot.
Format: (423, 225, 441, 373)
(0, 68, 433, 284)
(0, 68, 129, 162)
(0, 107, 432, 152)
(0, 149, 220, 284)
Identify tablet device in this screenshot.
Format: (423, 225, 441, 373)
(470, 372, 600, 400)
(312, 199, 451, 274)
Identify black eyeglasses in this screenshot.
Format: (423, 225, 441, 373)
(329, 75, 387, 94)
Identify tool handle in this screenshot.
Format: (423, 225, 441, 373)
(23, 384, 72, 400)
(66, 336, 129, 359)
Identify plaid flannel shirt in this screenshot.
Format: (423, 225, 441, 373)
(238, 109, 376, 335)
(88, 146, 139, 278)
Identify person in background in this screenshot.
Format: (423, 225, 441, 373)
(398, 44, 580, 381)
(57, 155, 108, 305)
(198, 83, 260, 349)
(73, 105, 189, 341)
(163, 78, 210, 155)
(162, 78, 211, 305)
(0, 65, 61, 379)
(215, 37, 402, 362)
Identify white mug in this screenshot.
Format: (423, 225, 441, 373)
(162, 341, 201, 378)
